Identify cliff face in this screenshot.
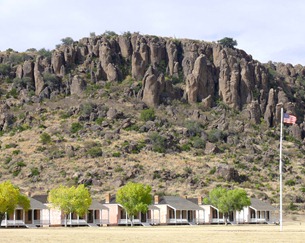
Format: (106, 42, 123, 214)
(0, 33, 305, 205)
(2, 33, 304, 127)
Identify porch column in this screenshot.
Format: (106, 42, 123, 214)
(23, 210, 25, 223)
(180, 210, 182, 223)
(174, 209, 176, 224)
(32, 209, 34, 224)
(255, 209, 257, 223)
(49, 208, 51, 226)
(217, 209, 219, 224)
(13, 210, 16, 226)
(100, 209, 102, 225)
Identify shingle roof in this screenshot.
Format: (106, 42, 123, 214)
(32, 194, 48, 204)
(89, 200, 109, 210)
(250, 198, 277, 211)
(16, 197, 48, 210)
(158, 196, 203, 210)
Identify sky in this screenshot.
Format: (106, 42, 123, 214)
(1, 0, 305, 65)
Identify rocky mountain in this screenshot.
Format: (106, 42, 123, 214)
(0, 32, 305, 210)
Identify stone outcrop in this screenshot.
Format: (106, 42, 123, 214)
(185, 54, 214, 104)
(70, 75, 86, 95)
(1, 33, 304, 128)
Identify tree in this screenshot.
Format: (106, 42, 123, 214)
(116, 182, 152, 226)
(61, 37, 74, 45)
(204, 187, 250, 225)
(217, 37, 238, 48)
(48, 184, 92, 227)
(0, 181, 30, 227)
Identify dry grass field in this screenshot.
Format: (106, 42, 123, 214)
(1, 221, 305, 243)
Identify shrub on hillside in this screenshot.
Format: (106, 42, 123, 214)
(140, 108, 155, 122)
(70, 122, 83, 133)
(149, 132, 166, 153)
(40, 132, 51, 144)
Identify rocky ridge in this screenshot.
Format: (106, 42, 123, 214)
(0, 33, 305, 210)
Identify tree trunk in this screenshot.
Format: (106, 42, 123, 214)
(130, 215, 133, 227)
(224, 212, 228, 226)
(65, 214, 67, 227)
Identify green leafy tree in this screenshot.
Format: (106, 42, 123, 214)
(217, 37, 238, 48)
(0, 181, 30, 226)
(61, 37, 74, 45)
(48, 184, 92, 227)
(116, 182, 152, 226)
(204, 187, 250, 225)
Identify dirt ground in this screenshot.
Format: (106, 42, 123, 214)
(1, 220, 305, 243)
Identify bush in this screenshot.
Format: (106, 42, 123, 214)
(209, 167, 216, 175)
(80, 102, 95, 116)
(217, 37, 237, 48)
(87, 147, 103, 158)
(192, 136, 206, 149)
(37, 48, 52, 60)
(285, 179, 296, 186)
(185, 121, 203, 137)
(0, 64, 11, 76)
(43, 73, 60, 90)
(149, 132, 166, 153)
(180, 144, 191, 151)
(207, 129, 224, 143)
(61, 37, 74, 45)
(70, 122, 83, 133)
(30, 167, 40, 177)
(112, 152, 121, 157)
(140, 108, 155, 122)
(40, 132, 51, 144)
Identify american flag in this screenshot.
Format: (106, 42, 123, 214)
(283, 113, 297, 124)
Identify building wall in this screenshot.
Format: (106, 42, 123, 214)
(104, 204, 119, 225)
(154, 205, 168, 224)
(200, 205, 213, 223)
(49, 208, 62, 225)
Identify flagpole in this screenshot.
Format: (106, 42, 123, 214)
(279, 107, 283, 232)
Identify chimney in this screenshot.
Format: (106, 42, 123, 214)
(198, 196, 202, 205)
(154, 195, 159, 205)
(105, 193, 111, 204)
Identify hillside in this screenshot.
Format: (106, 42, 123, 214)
(0, 32, 305, 211)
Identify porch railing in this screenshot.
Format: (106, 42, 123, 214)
(33, 219, 50, 225)
(250, 218, 267, 223)
(167, 218, 189, 224)
(118, 219, 142, 225)
(92, 219, 109, 225)
(147, 218, 160, 225)
(1, 220, 25, 227)
(61, 219, 88, 226)
(211, 218, 225, 223)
